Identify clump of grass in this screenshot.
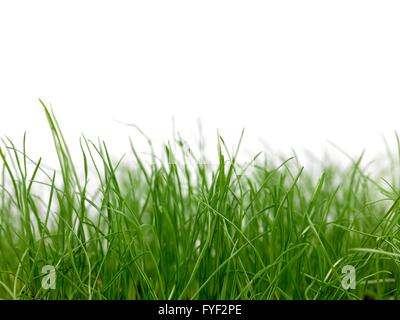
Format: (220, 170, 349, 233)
(0, 101, 400, 300)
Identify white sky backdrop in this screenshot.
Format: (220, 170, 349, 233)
(1, 1, 400, 166)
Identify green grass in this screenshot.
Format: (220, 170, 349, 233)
(1, 101, 400, 300)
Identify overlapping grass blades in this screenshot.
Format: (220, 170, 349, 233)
(0, 101, 400, 300)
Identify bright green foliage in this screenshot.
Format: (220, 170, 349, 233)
(0, 101, 400, 300)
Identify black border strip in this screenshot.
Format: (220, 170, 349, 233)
(0, 300, 391, 319)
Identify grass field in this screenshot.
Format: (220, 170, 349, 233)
(1, 101, 400, 300)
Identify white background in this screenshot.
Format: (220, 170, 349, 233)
(1, 1, 400, 165)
